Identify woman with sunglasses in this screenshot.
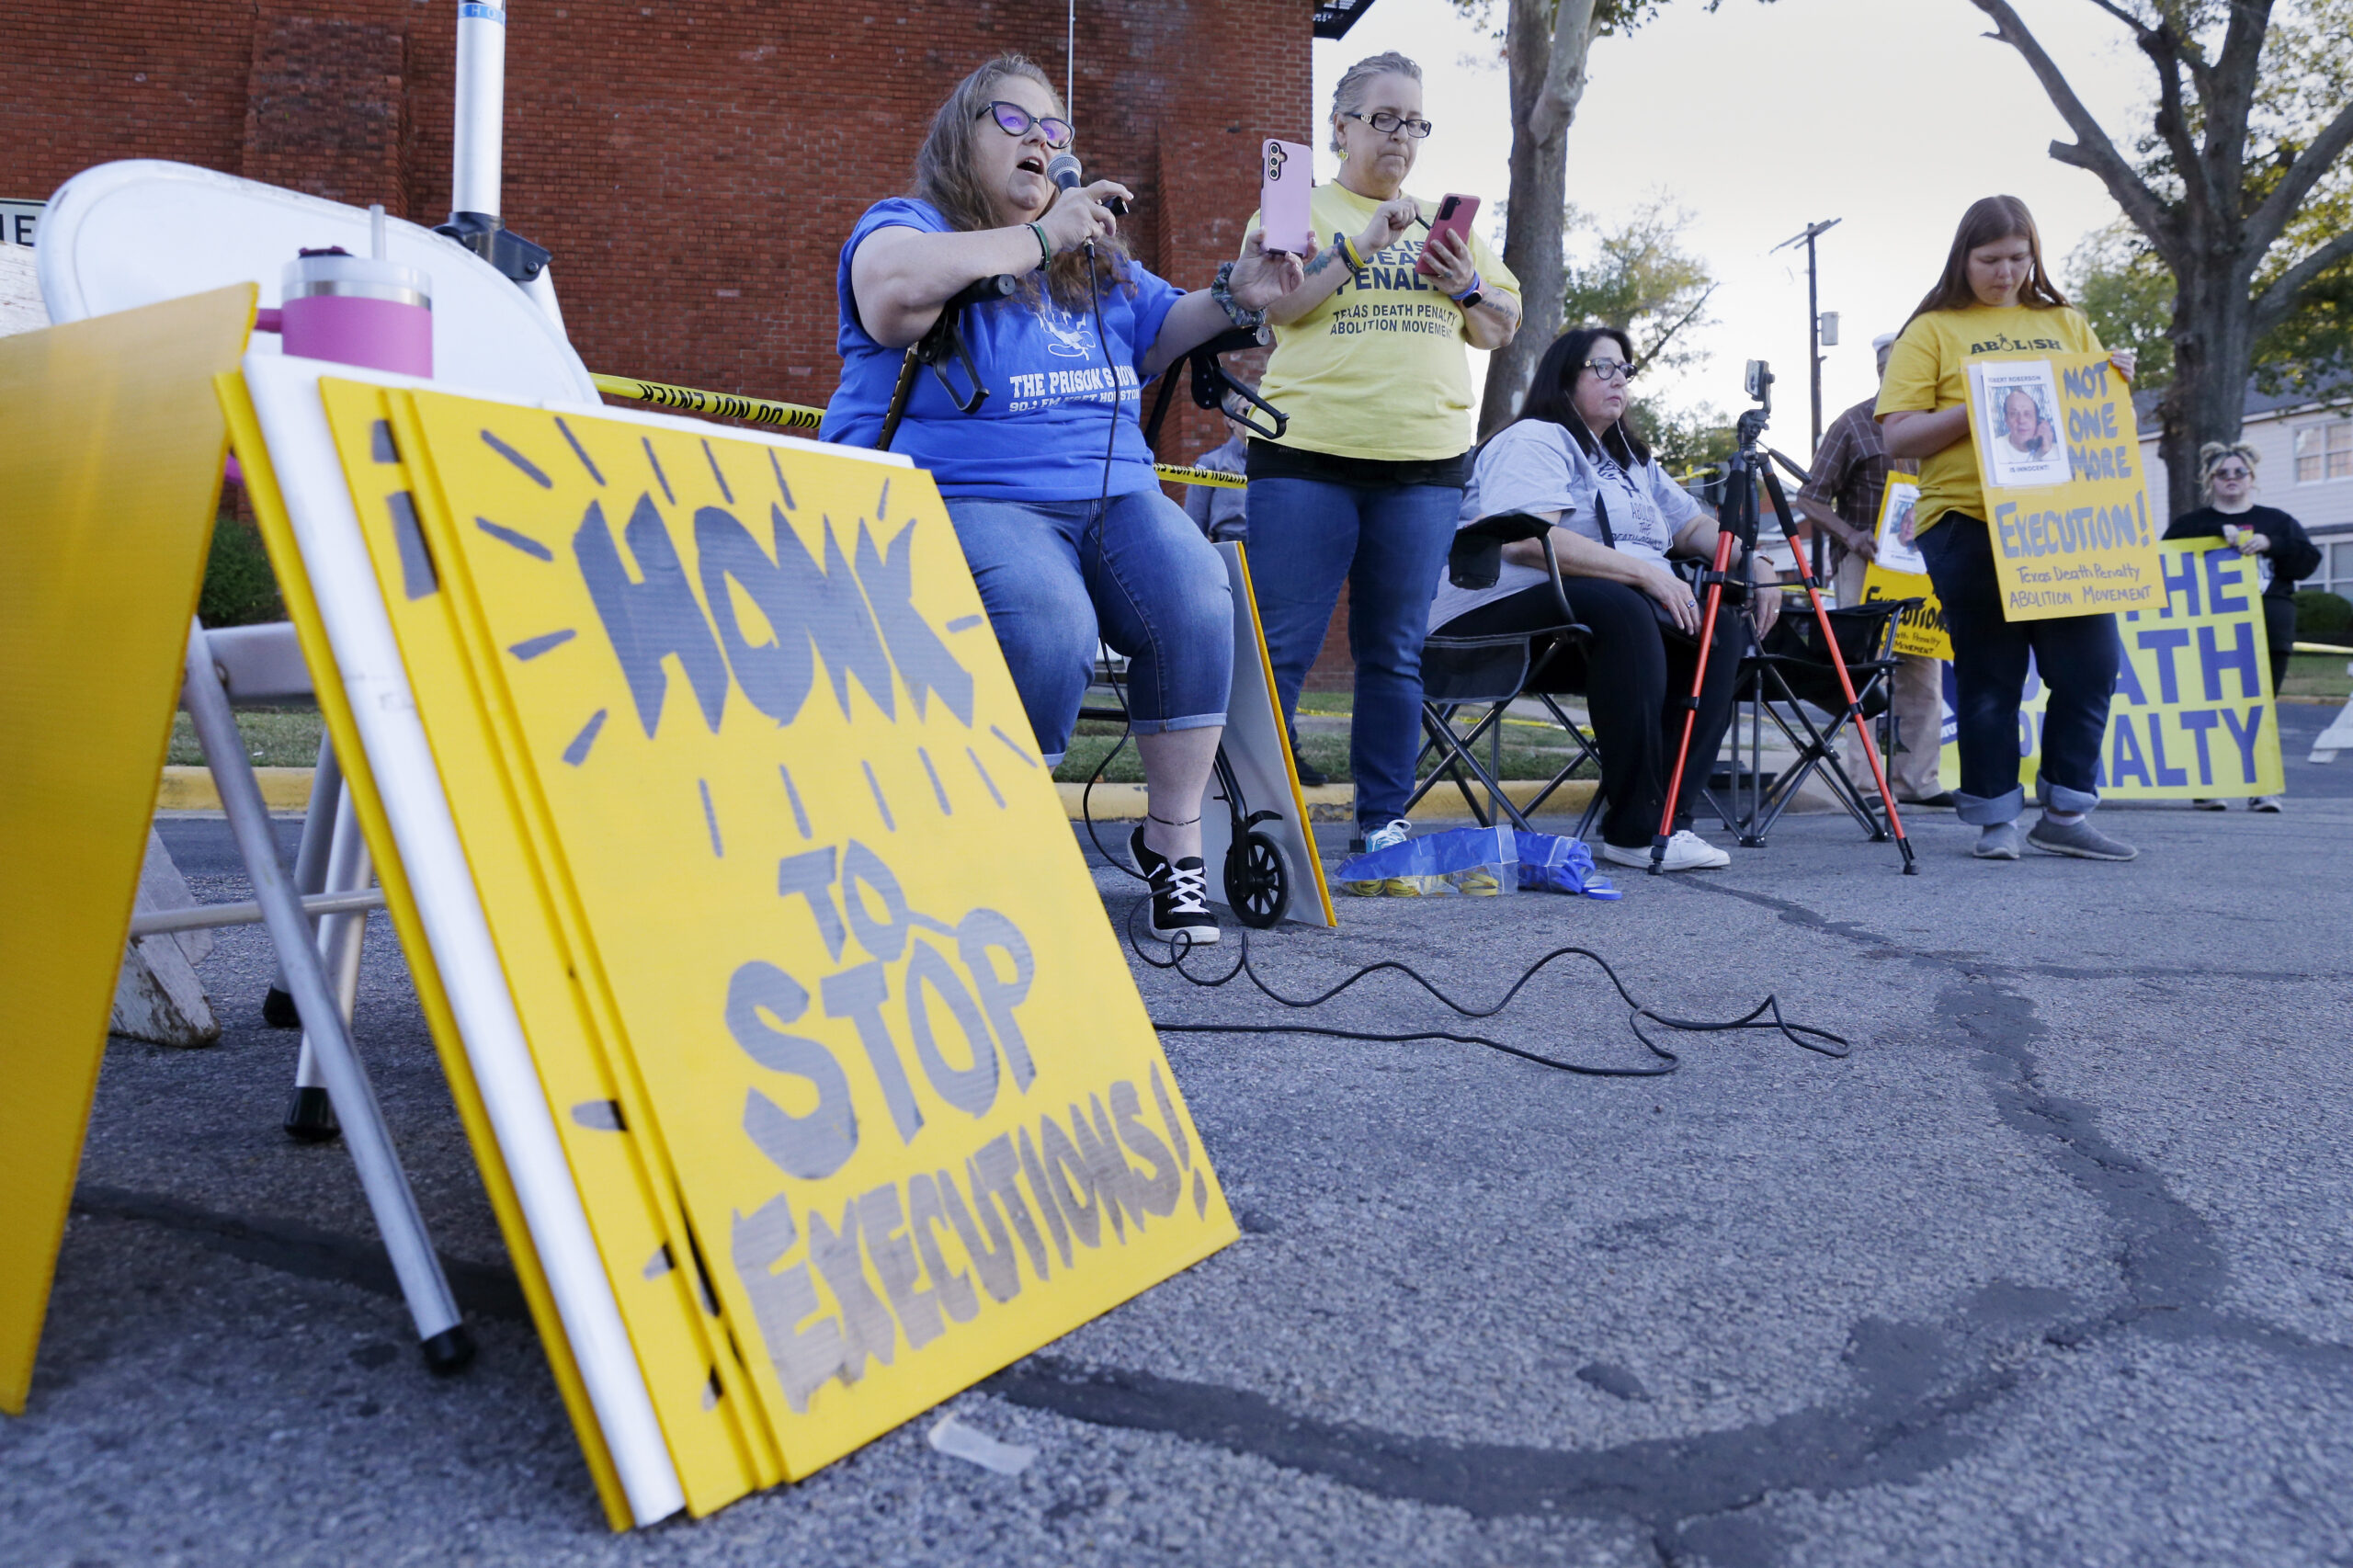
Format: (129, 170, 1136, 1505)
(823, 53, 1302, 945)
(1879, 196, 2140, 863)
(1239, 51, 1523, 880)
(2165, 441, 2319, 811)
(1427, 327, 1778, 871)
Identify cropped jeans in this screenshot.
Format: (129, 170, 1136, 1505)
(1246, 476, 1461, 830)
(1915, 512, 2120, 824)
(944, 489, 1233, 765)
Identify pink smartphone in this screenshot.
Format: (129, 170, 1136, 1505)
(1259, 139, 1314, 256)
(1416, 193, 1481, 276)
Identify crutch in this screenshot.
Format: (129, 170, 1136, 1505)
(283, 778, 374, 1142)
(183, 620, 473, 1369)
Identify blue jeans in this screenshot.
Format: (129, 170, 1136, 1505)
(944, 490, 1232, 765)
(1246, 477, 1461, 828)
(1916, 513, 2119, 824)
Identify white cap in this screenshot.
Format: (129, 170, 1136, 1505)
(1871, 332, 1898, 352)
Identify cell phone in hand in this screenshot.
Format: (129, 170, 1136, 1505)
(1416, 193, 1481, 277)
(1258, 139, 1314, 256)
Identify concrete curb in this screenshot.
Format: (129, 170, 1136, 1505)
(158, 765, 1604, 823)
(1056, 778, 1598, 822)
(157, 766, 315, 812)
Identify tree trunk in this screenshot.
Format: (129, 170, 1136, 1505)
(1476, 0, 1585, 439)
(2157, 263, 2259, 518)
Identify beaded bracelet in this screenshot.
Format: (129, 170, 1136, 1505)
(1211, 260, 1267, 332)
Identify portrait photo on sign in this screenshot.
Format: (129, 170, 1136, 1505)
(1972, 361, 2071, 489)
(1874, 479, 1928, 576)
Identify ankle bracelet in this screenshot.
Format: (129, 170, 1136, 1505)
(1147, 812, 1200, 827)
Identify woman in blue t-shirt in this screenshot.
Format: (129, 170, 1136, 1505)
(824, 53, 1299, 945)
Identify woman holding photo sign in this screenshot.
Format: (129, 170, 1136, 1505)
(1240, 51, 1522, 881)
(1879, 196, 2139, 863)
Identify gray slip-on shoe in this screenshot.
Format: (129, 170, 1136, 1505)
(1972, 821, 2021, 860)
(2027, 813, 2138, 861)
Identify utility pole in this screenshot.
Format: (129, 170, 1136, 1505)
(1772, 217, 1840, 581)
(1772, 217, 1841, 454)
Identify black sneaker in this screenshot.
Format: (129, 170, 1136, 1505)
(1131, 825, 1221, 945)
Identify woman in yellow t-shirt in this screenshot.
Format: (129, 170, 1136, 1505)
(1877, 196, 2140, 864)
(1238, 51, 1523, 862)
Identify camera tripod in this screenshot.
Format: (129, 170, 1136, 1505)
(1652, 364, 1917, 875)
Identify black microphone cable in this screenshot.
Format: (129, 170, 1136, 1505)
(1040, 168, 1844, 1083)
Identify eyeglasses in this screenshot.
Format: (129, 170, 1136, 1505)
(980, 100, 1073, 150)
(2211, 467, 2251, 480)
(1581, 359, 1635, 383)
(1340, 109, 1434, 139)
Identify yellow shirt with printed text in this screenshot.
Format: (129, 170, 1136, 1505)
(1875, 302, 2103, 536)
(1243, 183, 1519, 463)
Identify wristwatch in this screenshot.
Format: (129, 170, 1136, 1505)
(1454, 287, 1483, 312)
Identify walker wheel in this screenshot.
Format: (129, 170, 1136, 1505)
(1224, 831, 1290, 928)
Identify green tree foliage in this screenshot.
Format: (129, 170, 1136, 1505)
(1445, 0, 1764, 437)
(1561, 196, 1720, 375)
(199, 513, 285, 628)
(1631, 397, 1735, 476)
(1555, 195, 1730, 473)
(2066, 221, 2177, 389)
(1975, 0, 2353, 509)
(2063, 1, 2353, 401)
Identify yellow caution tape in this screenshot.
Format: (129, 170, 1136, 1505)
(1153, 461, 1245, 490)
(595, 373, 1249, 490)
(591, 373, 824, 430)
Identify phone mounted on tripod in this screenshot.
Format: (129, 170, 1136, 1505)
(1646, 353, 1920, 874)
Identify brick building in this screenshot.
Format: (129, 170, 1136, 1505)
(3, 0, 1313, 466)
(4, 1, 1400, 686)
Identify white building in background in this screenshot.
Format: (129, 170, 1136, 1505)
(2141, 384, 2353, 601)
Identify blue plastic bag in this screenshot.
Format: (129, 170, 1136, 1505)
(1511, 830, 1620, 900)
(1334, 824, 1619, 901)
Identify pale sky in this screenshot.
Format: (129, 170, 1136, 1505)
(1311, 0, 2154, 444)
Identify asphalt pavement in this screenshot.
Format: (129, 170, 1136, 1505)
(5, 700, 2350, 1567)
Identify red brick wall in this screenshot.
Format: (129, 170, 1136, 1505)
(2, 0, 1306, 470)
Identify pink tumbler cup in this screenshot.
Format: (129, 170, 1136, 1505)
(278, 248, 433, 376)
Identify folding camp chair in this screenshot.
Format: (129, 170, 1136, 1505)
(1405, 512, 1601, 836)
(1717, 597, 1915, 845)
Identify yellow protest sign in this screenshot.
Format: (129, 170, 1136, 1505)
(1857, 475, 1951, 662)
(311, 381, 771, 1516)
(305, 376, 1234, 1503)
(2019, 540, 2283, 799)
(1, 286, 252, 1415)
(1965, 352, 2162, 621)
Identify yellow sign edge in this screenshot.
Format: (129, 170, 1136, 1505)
(216, 369, 636, 1531)
(365, 383, 781, 1505)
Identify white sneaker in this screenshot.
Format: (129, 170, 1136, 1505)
(1597, 830, 1730, 872)
(1342, 819, 1423, 896)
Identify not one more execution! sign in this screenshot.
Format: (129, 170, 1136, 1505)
(1967, 352, 2163, 622)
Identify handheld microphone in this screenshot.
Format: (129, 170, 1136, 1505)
(1046, 152, 1129, 218)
